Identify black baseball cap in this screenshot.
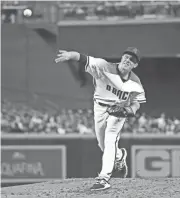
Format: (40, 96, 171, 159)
(123, 47, 141, 63)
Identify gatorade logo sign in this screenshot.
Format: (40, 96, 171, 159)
(131, 146, 180, 178)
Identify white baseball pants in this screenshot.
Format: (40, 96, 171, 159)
(94, 101, 126, 181)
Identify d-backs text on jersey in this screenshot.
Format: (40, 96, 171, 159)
(106, 85, 129, 101)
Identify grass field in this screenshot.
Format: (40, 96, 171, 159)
(1, 178, 180, 198)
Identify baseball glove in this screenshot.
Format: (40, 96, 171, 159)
(107, 105, 135, 118)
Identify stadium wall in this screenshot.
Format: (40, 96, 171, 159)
(1, 24, 93, 109)
(1, 134, 180, 186)
(57, 20, 180, 58)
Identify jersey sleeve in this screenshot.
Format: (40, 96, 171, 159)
(136, 92, 146, 103)
(129, 74, 146, 104)
(132, 91, 146, 104)
(84, 56, 107, 79)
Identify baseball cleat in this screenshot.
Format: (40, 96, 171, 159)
(90, 177, 111, 191)
(114, 148, 128, 178)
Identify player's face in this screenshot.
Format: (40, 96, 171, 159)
(118, 54, 138, 73)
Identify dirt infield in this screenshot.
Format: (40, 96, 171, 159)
(1, 178, 180, 198)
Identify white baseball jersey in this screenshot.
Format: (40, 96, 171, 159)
(84, 56, 146, 106)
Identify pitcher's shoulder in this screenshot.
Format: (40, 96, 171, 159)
(130, 71, 142, 86)
(103, 62, 118, 74)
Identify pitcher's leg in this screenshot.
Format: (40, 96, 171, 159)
(94, 102, 108, 151)
(115, 133, 123, 160)
(99, 132, 120, 181)
(94, 116, 106, 151)
(99, 116, 126, 181)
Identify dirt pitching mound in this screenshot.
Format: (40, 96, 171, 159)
(1, 178, 180, 198)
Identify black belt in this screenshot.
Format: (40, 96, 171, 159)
(97, 102, 111, 107)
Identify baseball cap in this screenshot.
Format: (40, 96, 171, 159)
(123, 47, 141, 63)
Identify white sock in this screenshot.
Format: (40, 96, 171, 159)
(116, 148, 123, 161)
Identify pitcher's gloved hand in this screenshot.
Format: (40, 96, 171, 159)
(107, 105, 135, 118)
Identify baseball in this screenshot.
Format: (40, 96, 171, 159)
(23, 9, 32, 17)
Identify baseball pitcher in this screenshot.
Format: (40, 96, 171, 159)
(55, 47, 146, 191)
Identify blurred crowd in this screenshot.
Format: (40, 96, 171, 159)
(59, 1, 180, 21)
(1, 100, 180, 135)
(1, 100, 94, 135)
(1, 1, 180, 24)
